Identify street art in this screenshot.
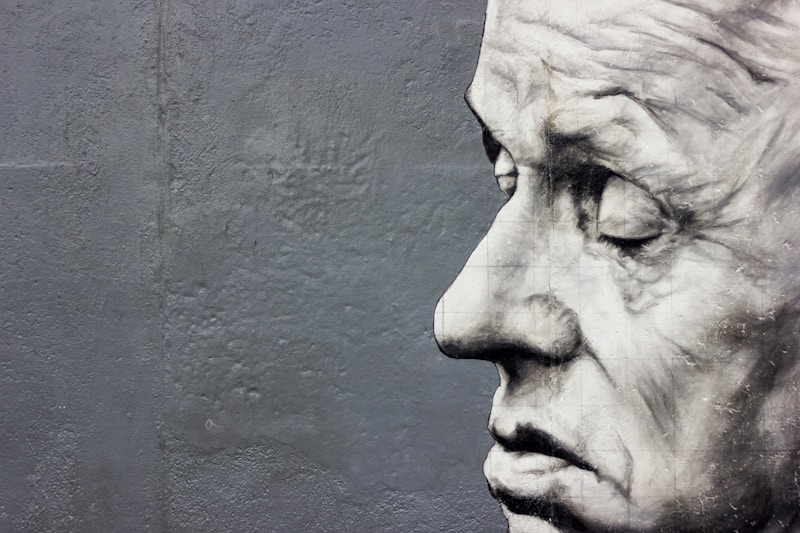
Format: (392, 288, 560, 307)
(434, 1, 800, 530)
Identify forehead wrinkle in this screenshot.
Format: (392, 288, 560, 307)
(679, 31, 776, 84)
(490, 14, 636, 56)
(490, 0, 793, 95)
(488, 14, 767, 124)
(596, 23, 770, 108)
(660, 0, 800, 80)
(475, 0, 800, 174)
(582, 41, 764, 128)
(566, 65, 743, 134)
(703, 86, 745, 114)
(662, 0, 795, 43)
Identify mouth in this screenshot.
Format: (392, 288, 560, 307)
(485, 425, 599, 529)
(491, 425, 595, 472)
(486, 422, 635, 530)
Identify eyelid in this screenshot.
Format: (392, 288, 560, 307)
(597, 176, 665, 240)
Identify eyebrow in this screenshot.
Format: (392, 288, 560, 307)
(589, 86, 681, 138)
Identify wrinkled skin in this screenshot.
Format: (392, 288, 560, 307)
(434, 1, 800, 530)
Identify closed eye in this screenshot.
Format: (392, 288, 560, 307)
(597, 175, 666, 253)
(599, 234, 659, 255)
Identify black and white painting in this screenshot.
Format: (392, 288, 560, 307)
(434, 1, 800, 530)
(5, 1, 800, 531)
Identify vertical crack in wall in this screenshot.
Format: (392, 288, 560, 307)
(155, 0, 170, 529)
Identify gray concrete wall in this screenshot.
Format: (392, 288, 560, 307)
(1, 1, 505, 531)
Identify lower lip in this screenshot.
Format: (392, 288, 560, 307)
(484, 444, 600, 498)
(486, 446, 631, 528)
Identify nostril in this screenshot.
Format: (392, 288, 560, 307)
(516, 294, 582, 361)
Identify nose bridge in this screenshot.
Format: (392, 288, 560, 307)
(434, 194, 583, 361)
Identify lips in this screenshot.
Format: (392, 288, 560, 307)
(484, 424, 600, 528)
(491, 424, 595, 472)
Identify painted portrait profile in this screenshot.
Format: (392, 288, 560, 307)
(434, 1, 800, 530)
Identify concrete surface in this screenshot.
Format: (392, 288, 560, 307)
(1, 1, 506, 531)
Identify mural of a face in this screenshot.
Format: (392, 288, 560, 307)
(434, 1, 800, 530)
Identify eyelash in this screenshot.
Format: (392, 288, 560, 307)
(599, 234, 659, 255)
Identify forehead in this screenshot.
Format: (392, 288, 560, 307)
(476, 0, 797, 86)
(468, 0, 800, 166)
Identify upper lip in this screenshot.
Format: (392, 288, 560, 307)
(490, 424, 596, 472)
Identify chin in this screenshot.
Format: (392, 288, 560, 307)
(498, 492, 795, 533)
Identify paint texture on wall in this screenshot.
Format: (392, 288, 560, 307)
(1, 1, 506, 531)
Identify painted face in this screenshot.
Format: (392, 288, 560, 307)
(434, 1, 800, 530)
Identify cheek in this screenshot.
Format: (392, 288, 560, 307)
(582, 244, 777, 427)
(622, 243, 773, 361)
(635, 248, 785, 441)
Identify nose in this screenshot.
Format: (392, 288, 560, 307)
(433, 193, 583, 364)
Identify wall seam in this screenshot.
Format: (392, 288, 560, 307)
(155, 0, 170, 530)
